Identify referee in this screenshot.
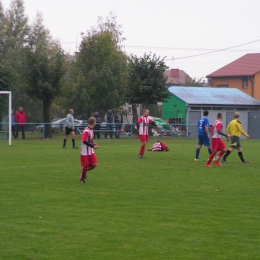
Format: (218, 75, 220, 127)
(221, 112, 249, 164)
(62, 109, 78, 149)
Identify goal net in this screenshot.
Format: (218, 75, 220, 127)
(0, 91, 12, 145)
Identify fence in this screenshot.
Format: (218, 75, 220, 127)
(0, 122, 197, 140)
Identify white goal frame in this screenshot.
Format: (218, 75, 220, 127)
(0, 91, 12, 145)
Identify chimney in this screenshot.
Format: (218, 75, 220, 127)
(170, 69, 179, 77)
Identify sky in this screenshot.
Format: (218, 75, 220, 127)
(2, 0, 260, 80)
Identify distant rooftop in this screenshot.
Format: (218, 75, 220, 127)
(165, 69, 189, 85)
(168, 86, 260, 106)
(207, 53, 260, 78)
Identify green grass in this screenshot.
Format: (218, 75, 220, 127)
(0, 136, 260, 260)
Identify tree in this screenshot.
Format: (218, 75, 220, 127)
(68, 13, 128, 118)
(23, 13, 66, 138)
(180, 75, 205, 86)
(126, 53, 170, 121)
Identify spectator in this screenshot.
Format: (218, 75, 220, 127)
(6, 110, 16, 139)
(104, 109, 114, 139)
(93, 110, 101, 139)
(114, 110, 123, 139)
(15, 107, 27, 139)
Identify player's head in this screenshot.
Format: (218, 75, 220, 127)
(203, 110, 209, 116)
(234, 112, 240, 118)
(19, 107, 23, 112)
(143, 109, 149, 116)
(88, 117, 96, 126)
(165, 147, 170, 152)
(69, 109, 74, 114)
(217, 112, 222, 119)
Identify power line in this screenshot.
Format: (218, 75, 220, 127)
(166, 39, 260, 60)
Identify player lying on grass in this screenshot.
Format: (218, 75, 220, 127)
(148, 141, 169, 152)
(79, 117, 98, 183)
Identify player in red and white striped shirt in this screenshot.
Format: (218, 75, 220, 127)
(134, 109, 157, 158)
(80, 117, 98, 183)
(148, 141, 169, 152)
(206, 113, 230, 168)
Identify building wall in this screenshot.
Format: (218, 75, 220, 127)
(162, 95, 187, 123)
(210, 73, 260, 101)
(254, 72, 260, 101)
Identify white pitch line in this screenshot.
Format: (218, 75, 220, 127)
(0, 164, 63, 170)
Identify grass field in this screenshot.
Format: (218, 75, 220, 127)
(0, 136, 260, 260)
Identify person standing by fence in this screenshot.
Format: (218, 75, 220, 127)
(93, 110, 101, 139)
(6, 110, 16, 139)
(114, 110, 123, 139)
(105, 109, 114, 139)
(15, 107, 27, 139)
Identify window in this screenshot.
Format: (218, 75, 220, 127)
(190, 107, 201, 110)
(217, 85, 228, 88)
(242, 79, 248, 89)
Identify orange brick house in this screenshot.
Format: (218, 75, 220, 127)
(206, 53, 260, 101)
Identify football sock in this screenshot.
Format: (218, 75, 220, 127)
(207, 152, 216, 164)
(195, 148, 200, 159)
(238, 152, 245, 162)
(217, 151, 225, 161)
(63, 139, 66, 147)
(223, 150, 231, 160)
(208, 148, 212, 154)
(72, 139, 75, 147)
(140, 145, 145, 156)
(80, 168, 87, 180)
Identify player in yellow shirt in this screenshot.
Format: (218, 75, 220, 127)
(221, 112, 249, 164)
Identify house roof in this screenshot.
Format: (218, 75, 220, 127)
(207, 53, 260, 78)
(168, 86, 260, 106)
(164, 69, 188, 85)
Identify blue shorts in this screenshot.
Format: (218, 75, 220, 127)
(198, 133, 210, 146)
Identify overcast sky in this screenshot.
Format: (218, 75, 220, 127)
(2, 0, 260, 80)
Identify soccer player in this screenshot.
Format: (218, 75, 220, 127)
(80, 117, 98, 183)
(134, 109, 158, 159)
(148, 141, 169, 152)
(206, 113, 230, 168)
(221, 112, 249, 164)
(194, 110, 212, 160)
(63, 109, 78, 148)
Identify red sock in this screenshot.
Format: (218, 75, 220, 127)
(207, 152, 216, 164)
(80, 168, 86, 181)
(217, 151, 225, 161)
(140, 144, 145, 156)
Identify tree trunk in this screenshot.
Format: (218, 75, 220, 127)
(132, 104, 138, 123)
(43, 99, 52, 138)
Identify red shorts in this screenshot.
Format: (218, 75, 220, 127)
(80, 154, 98, 167)
(139, 135, 148, 143)
(212, 138, 226, 152)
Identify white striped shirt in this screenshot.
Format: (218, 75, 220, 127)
(81, 127, 95, 156)
(138, 116, 152, 135)
(211, 120, 222, 139)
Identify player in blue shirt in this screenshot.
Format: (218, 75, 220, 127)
(195, 110, 212, 160)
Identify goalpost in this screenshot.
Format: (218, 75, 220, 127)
(0, 91, 12, 145)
